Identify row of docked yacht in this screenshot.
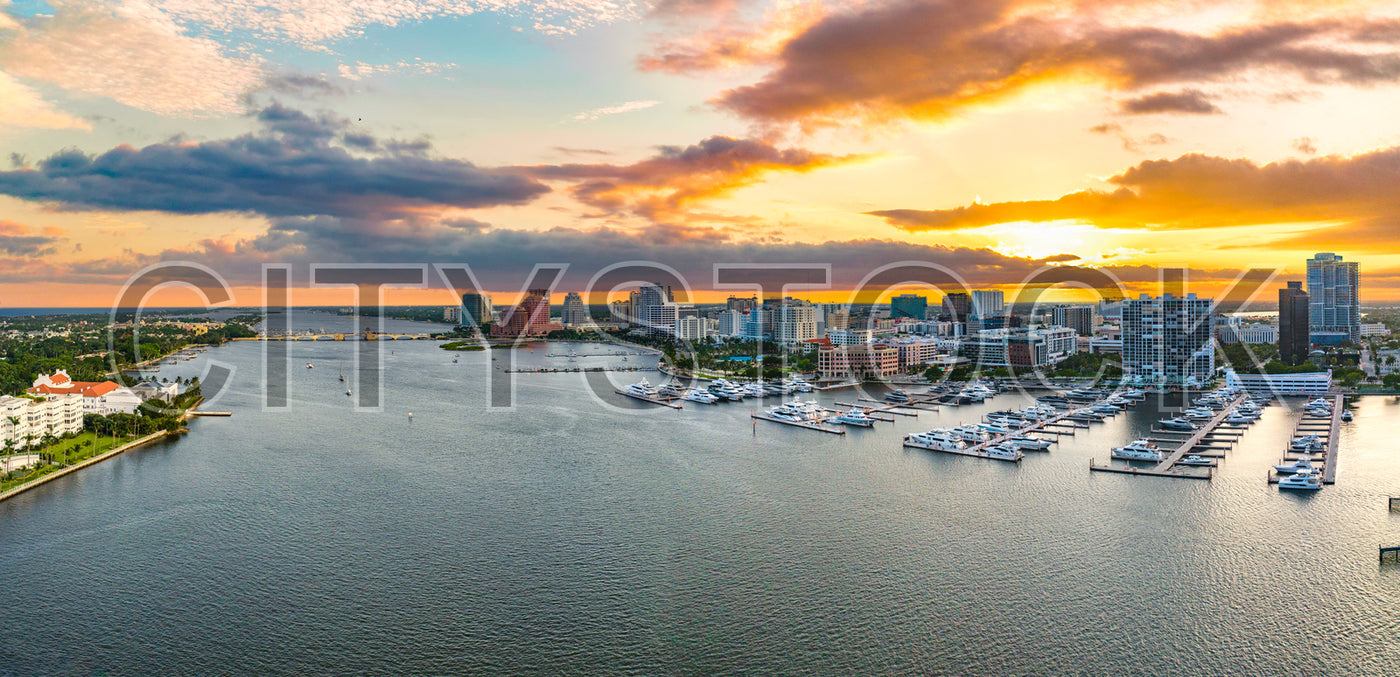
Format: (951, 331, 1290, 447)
(903, 428, 1024, 461)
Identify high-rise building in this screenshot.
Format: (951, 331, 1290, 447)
(443, 306, 460, 323)
(1306, 252, 1359, 344)
(490, 288, 560, 337)
(890, 294, 928, 320)
(675, 316, 708, 341)
(561, 292, 589, 326)
(942, 292, 971, 322)
(1278, 281, 1310, 365)
(741, 308, 772, 340)
(633, 283, 678, 336)
(971, 290, 1005, 318)
(1121, 293, 1215, 386)
(461, 292, 494, 327)
(716, 310, 743, 337)
(1051, 305, 1094, 337)
(773, 302, 818, 345)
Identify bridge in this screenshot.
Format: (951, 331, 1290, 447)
(231, 333, 436, 342)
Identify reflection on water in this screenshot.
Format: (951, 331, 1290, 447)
(1, 327, 1399, 674)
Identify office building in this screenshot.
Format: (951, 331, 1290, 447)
(817, 344, 899, 379)
(1278, 280, 1310, 365)
(675, 316, 708, 341)
(890, 294, 928, 320)
(1307, 252, 1359, 343)
(442, 306, 459, 323)
(561, 292, 589, 326)
(1121, 293, 1215, 386)
(716, 310, 743, 337)
(959, 328, 1077, 369)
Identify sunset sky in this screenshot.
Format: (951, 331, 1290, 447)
(2, 0, 1399, 307)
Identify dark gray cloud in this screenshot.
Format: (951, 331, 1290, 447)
(1119, 89, 1222, 115)
(264, 73, 346, 98)
(0, 103, 549, 218)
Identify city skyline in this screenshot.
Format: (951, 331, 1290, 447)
(3, 1, 1400, 307)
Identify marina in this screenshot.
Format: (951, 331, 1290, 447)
(1270, 394, 1345, 486)
(1089, 393, 1250, 480)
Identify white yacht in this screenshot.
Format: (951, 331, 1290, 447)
(1111, 439, 1165, 462)
(1223, 414, 1253, 425)
(625, 379, 659, 399)
(1158, 417, 1196, 431)
(1273, 458, 1316, 474)
(980, 443, 1024, 462)
(885, 389, 911, 403)
(683, 389, 718, 404)
(1290, 435, 1322, 451)
(978, 420, 1014, 435)
(905, 429, 966, 451)
(832, 409, 874, 427)
(948, 425, 986, 443)
(1341, 410, 1353, 422)
(789, 378, 814, 393)
(1278, 471, 1322, 491)
(1177, 455, 1212, 466)
(1006, 435, 1052, 452)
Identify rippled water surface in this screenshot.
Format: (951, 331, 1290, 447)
(2, 329, 1399, 675)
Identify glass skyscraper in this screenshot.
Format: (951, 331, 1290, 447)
(1306, 252, 1359, 343)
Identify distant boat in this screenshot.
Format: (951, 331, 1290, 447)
(339, 363, 345, 382)
(345, 389, 351, 396)
(307, 363, 314, 369)
(453, 357, 458, 364)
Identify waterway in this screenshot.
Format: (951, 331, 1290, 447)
(1, 325, 1399, 674)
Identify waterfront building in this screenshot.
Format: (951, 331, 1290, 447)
(490, 289, 562, 338)
(561, 292, 590, 327)
(816, 344, 899, 379)
(971, 290, 1005, 318)
(1278, 281, 1310, 364)
(0, 393, 83, 449)
(1051, 305, 1094, 337)
(1223, 368, 1332, 397)
(632, 283, 679, 337)
(890, 338, 944, 369)
(1121, 293, 1215, 387)
(131, 381, 179, 403)
(890, 294, 928, 320)
(941, 292, 971, 322)
(29, 371, 142, 415)
(1307, 252, 1359, 343)
(461, 292, 495, 328)
(442, 306, 460, 323)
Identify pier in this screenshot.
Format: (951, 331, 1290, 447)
(836, 400, 921, 417)
(1271, 394, 1343, 485)
(1089, 395, 1247, 480)
(1382, 546, 1400, 564)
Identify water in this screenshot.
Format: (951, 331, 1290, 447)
(2, 336, 1399, 674)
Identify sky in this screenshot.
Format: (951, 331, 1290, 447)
(1, 0, 1399, 308)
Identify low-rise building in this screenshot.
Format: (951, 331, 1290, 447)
(132, 381, 180, 403)
(28, 371, 142, 415)
(0, 393, 83, 449)
(1224, 368, 1332, 396)
(817, 344, 899, 379)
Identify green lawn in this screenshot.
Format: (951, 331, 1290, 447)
(1, 431, 142, 493)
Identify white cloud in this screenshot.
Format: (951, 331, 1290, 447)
(0, 0, 265, 115)
(573, 100, 662, 121)
(336, 59, 457, 81)
(147, 0, 648, 45)
(0, 71, 91, 130)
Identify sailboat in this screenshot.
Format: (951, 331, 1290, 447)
(339, 363, 345, 382)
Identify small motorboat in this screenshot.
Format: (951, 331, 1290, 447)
(1177, 455, 1213, 467)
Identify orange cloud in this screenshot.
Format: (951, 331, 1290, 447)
(867, 145, 1400, 243)
(646, 0, 1400, 129)
(517, 135, 863, 220)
